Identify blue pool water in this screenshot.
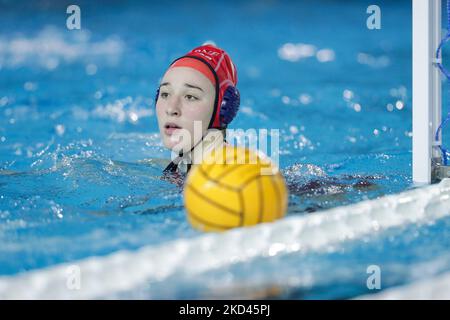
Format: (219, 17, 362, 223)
(1, 0, 449, 299)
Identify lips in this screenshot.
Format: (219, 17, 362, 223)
(164, 122, 182, 135)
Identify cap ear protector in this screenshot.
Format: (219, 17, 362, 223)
(219, 85, 240, 128)
(154, 85, 240, 129)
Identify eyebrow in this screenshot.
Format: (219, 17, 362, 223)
(160, 82, 204, 92)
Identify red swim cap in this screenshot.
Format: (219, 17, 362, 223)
(167, 44, 238, 129)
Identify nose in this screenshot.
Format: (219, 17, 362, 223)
(165, 96, 181, 117)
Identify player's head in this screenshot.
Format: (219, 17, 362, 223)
(155, 44, 240, 152)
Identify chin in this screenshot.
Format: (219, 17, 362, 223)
(162, 136, 184, 153)
(163, 138, 176, 150)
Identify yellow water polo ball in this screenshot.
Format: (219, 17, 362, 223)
(183, 145, 288, 232)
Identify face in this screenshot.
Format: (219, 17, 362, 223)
(156, 67, 215, 153)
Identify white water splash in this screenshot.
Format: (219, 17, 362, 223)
(0, 26, 124, 70)
(91, 96, 154, 124)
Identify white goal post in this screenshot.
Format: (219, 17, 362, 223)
(412, 0, 442, 184)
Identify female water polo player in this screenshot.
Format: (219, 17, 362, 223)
(155, 44, 240, 175)
(151, 44, 378, 195)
